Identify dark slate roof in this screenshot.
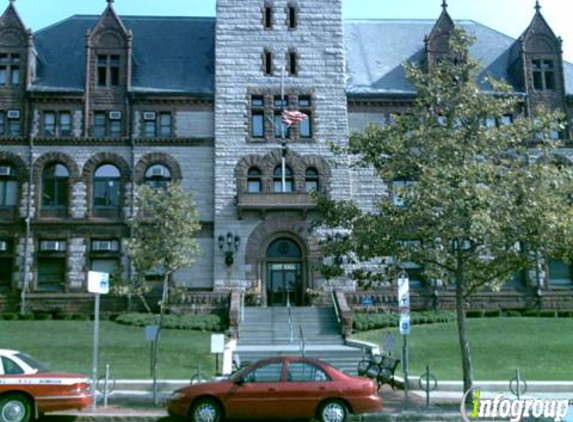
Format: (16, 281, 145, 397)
(344, 19, 573, 96)
(33, 15, 215, 94)
(31, 15, 573, 96)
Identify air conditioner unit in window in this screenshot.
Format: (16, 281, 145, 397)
(7, 110, 20, 119)
(109, 111, 122, 120)
(151, 166, 167, 177)
(143, 112, 156, 121)
(92, 240, 117, 252)
(41, 240, 66, 252)
(0, 241, 7, 252)
(0, 166, 12, 176)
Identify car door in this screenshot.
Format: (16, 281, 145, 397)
(280, 360, 332, 419)
(224, 360, 286, 419)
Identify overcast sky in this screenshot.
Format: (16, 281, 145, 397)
(7, 0, 573, 61)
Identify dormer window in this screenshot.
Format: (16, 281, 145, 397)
(532, 59, 555, 91)
(0, 54, 20, 87)
(97, 54, 120, 87)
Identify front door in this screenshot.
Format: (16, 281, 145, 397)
(267, 263, 301, 306)
(266, 238, 304, 306)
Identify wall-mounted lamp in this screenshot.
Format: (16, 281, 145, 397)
(218, 232, 240, 266)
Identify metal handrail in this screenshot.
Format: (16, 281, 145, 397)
(299, 324, 305, 357)
(287, 291, 293, 344)
(330, 289, 341, 325)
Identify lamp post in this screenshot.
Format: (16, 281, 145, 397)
(218, 232, 240, 266)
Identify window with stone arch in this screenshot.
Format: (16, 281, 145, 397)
(144, 163, 172, 189)
(305, 167, 319, 193)
(247, 167, 262, 193)
(0, 163, 17, 207)
(41, 163, 69, 210)
(273, 165, 294, 193)
(93, 164, 121, 217)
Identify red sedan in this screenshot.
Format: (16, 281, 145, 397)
(0, 349, 93, 422)
(168, 356, 382, 422)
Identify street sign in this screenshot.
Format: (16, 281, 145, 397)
(88, 271, 110, 294)
(210, 334, 225, 354)
(145, 325, 159, 342)
(400, 314, 411, 335)
(397, 273, 410, 308)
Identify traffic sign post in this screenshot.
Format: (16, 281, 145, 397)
(88, 271, 110, 412)
(397, 272, 410, 408)
(211, 334, 225, 375)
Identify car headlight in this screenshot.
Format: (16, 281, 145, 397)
(171, 392, 186, 401)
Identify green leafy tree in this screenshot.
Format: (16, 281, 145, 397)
(127, 182, 200, 404)
(316, 29, 573, 395)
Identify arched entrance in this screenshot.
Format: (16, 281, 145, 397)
(266, 238, 304, 306)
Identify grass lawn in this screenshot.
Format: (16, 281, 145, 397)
(355, 317, 573, 381)
(0, 321, 217, 379)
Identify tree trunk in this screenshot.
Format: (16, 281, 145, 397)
(152, 273, 170, 406)
(455, 269, 474, 402)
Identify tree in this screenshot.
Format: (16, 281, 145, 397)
(127, 182, 201, 404)
(316, 29, 573, 396)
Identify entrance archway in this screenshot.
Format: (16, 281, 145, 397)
(266, 238, 304, 306)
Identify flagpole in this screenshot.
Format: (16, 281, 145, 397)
(281, 52, 286, 193)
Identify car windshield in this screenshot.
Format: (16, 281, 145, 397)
(15, 353, 50, 373)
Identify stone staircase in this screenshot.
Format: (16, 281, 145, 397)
(234, 306, 370, 375)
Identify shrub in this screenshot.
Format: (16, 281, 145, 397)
(538, 310, 557, 318)
(1, 313, 18, 320)
(33, 312, 52, 321)
(522, 310, 540, 317)
(557, 310, 573, 318)
(353, 311, 455, 332)
(484, 310, 502, 318)
(504, 310, 523, 317)
(466, 310, 484, 318)
(115, 312, 225, 332)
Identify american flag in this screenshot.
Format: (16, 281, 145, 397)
(281, 110, 308, 126)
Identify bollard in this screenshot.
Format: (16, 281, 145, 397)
(516, 369, 520, 400)
(418, 364, 438, 408)
(509, 368, 527, 398)
(104, 364, 110, 408)
(426, 365, 430, 407)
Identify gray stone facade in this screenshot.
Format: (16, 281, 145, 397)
(0, 0, 572, 312)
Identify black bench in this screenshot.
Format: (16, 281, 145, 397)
(357, 355, 400, 390)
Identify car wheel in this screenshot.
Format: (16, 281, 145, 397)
(190, 398, 223, 422)
(0, 395, 32, 422)
(318, 400, 347, 422)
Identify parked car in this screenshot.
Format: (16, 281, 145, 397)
(0, 349, 92, 422)
(168, 356, 382, 422)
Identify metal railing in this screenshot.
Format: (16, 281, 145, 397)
(287, 291, 293, 344)
(331, 289, 341, 325)
(299, 324, 305, 357)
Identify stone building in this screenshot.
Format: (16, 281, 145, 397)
(0, 0, 572, 313)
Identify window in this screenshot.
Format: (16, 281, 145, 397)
(548, 259, 572, 286)
(93, 111, 122, 138)
(41, 163, 69, 210)
(90, 239, 120, 282)
(93, 164, 121, 217)
(264, 50, 273, 76)
(264, 5, 273, 28)
(0, 53, 20, 87)
(0, 111, 21, 137)
(273, 165, 294, 193)
(0, 165, 17, 207)
(244, 362, 283, 383)
(274, 96, 290, 139)
(144, 164, 172, 188)
(298, 96, 312, 138)
(37, 239, 67, 292)
(159, 113, 173, 138)
(287, 5, 297, 29)
(251, 96, 265, 139)
(42, 111, 72, 137)
(97, 54, 120, 87)
(0, 239, 13, 291)
(532, 59, 555, 91)
(305, 168, 319, 192)
(1, 357, 24, 375)
(500, 114, 513, 126)
(288, 51, 298, 76)
(392, 178, 414, 207)
(247, 167, 262, 193)
(287, 362, 329, 382)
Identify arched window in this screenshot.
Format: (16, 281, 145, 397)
(273, 165, 294, 193)
(93, 164, 121, 216)
(144, 164, 171, 188)
(42, 163, 69, 209)
(247, 167, 262, 193)
(0, 164, 17, 207)
(305, 168, 319, 193)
